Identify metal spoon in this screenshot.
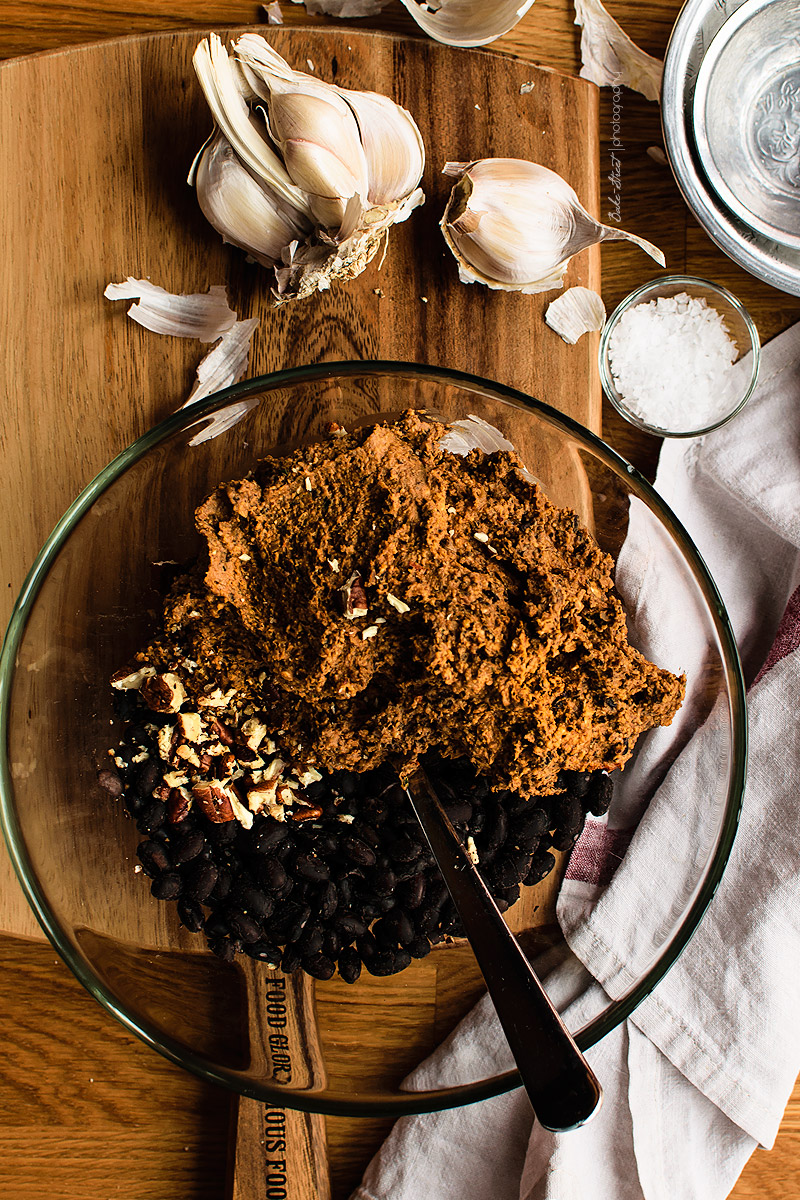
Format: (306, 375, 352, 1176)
(405, 768, 603, 1132)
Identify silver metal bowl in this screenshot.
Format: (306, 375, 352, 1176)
(663, 0, 800, 296)
(693, 0, 800, 249)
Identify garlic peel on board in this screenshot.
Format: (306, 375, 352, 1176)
(440, 159, 664, 295)
(574, 0, 663, 103)
(545, 287, 606, 344)
(190, 33, 425, 302)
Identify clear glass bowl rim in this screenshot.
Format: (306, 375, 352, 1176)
(598, 273, 762, 439)
(0, 359, 747, 1117)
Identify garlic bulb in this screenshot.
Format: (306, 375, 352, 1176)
(440, 158, 664, 294)
(190, 33, 425, 302)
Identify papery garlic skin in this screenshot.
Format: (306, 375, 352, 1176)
(574, 0, 663, 102)
(545, 286, 607, 344)
(190, 34, 425, 302)
(440, 158, 664, 295)
(297, 0, 536, 47)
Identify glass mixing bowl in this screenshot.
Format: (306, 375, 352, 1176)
(0, 362, 745, 1116)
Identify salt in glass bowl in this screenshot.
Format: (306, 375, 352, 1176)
(0, 361, 745, 1116)
(598, 275, 761, 438)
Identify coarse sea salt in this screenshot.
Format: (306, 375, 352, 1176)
(607, 292, 739, 433)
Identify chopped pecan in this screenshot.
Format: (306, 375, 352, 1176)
(290, 804, 324, 822)
(176, 711, 203, 742)
(140, 672, 186, 713)
(110, 665, 156, 691)
(340, 571, 368, 620)
(167, 786, 192, 824)
(191, 780, 236, 823)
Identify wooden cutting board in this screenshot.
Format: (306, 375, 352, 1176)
(0, 23, 599, 942)
(0, 23, 599, 1200)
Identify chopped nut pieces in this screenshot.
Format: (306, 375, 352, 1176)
(140, 672, 186, 713)
(341, 571, 369, 620)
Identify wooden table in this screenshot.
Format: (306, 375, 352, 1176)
(1, 3, 798, 1198)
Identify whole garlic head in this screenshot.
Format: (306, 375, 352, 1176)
(190, 33, 425, 302)
(440, 158, 664, 294)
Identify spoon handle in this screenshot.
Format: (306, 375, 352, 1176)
(405, 769, 602, 1133)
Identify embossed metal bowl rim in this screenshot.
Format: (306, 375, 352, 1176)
(692, 0, 800, 250)
(598, 274, 761, 438)
(0, 361, 747, 1117)
(662, 0, 800, 297)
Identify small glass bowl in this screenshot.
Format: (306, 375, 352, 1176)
(598, 275, 761, 438)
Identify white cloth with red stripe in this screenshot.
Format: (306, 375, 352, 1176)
(352, 321, 800, 1200)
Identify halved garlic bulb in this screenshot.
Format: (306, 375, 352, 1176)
(440, 158, 664, 294)
(190, 33, 425, 302)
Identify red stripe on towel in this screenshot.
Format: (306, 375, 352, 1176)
(565, 822, 634, 889)
(753, 582, 800, 686)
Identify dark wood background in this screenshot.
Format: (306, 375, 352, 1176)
(1, 3, 799, 1199)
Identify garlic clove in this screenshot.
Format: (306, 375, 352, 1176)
(337, 88, 425, 206)
(192, 35, 310, 215)
(440, 158, 664, 295)
(574, 0, 663, 102)
(194, 132, 312, 267)
(234, 34, 369, 229)
(545, 287, 607, 344)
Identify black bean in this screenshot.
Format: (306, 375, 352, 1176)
(443, 800, 473, 826)
(354, 823, 381, 849)
(510, 807, 549, 844)
(398, 874, 426, 910)
(386, 832, 423, 863)
(365, 949, 412, 977)
(172, 829, 206, 865)
(131, 759, 160, 800)
(295, 925, 324, 956)
(226, 910, 262, 944)
(524, 850, 556, 886)
(369, 865, 396, 897)
(293, 853, 330, 883)
(333, 770, 357, 797)
(552, 794, 583, 834)
(561, 770, 591, 799)
(234, 885, 274, 920)
(210, 868, 233, 904)
(586, 771, 613, 816)
(185, 860, 219, 903)
(342, 837, 377, 868)
(302, 952, 336, 980)
(322, 928, 341, 958)
(208, 820, 239, 845)
(408, 936, 432, 959)
(281, 944, 302, 973)
(356, 930, 378, 962)
(204, 911, 231, 938)
(177, 897, 206, 932)
(334, 912, 366, 940)
(151, 872, 182, 900)
(254, 822, 290, 855)
(137, 839, 171, 877)
(246, 940, 282, 964)
(136, 798, 166, 834)
(271, 901, 311, 943)
(98, 769, 123, 798)
(259, 857, 288, 896)
(338, 947, 362, 984)
(318, 880, 338, 921)
(210, 937, 236, 963)
(383, 908, 415, 946)
(551, 824, 582, 852)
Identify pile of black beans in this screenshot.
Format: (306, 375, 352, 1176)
(102, 701, 613, 983)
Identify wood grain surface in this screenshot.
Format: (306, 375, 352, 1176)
(1, 4, 799, 1200)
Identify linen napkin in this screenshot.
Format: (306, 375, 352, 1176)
(352, 320, 800, 1200)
